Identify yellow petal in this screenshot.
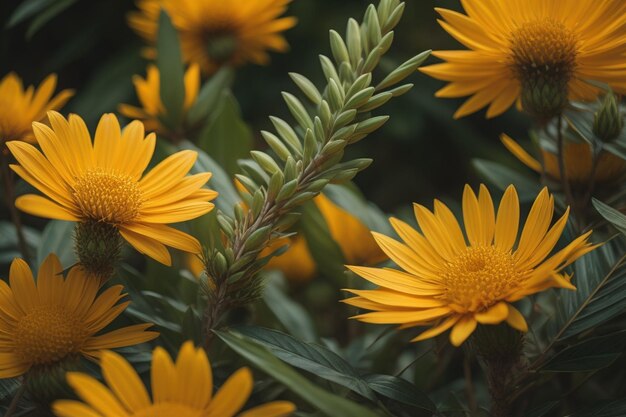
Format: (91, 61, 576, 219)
(119, 227, 172, 265)
(53, 400, 108, 417)
(494, 185, 519, 251)
(450, 316, 477, 346)
(474, 302, 509, 324)
(411, 315, 460, 343)
(206, 367, 253, 417)
(101, 350, 151, 411)
(506, 305, 528, 332)
(239, 401, 297, 417)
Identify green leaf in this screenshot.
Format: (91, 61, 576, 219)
(67, 45, 143, 126)
(568, 399, 626, 417)
(37, 220, 77, 269)
(550, 238, 626, 340)
(234, 326, 377, 401)
(156, 10, 186, 128)
(26, 0, 77, 38)
(262, 272, 318, 342)
(197, 92, 253, 176)
(187, 67, 234, 127)
(541, 330, 626, 372)
(593, 198, 626, 235)
(324, 184, 392, 234)
(6, 0, 55, 28)
(215, 329, 380, 417)
(300, 200, 346, 282)
(178, 140, 240, 217)
(472, 159, 542, 202)
(527, 402, 560, 417)
(363, 374, 436, 413)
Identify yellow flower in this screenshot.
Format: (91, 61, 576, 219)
(421, 0, 626, 118)
(128, 0, 297, 74)
(53, 341, 296, 417)
(119, 64, 200, 136)
(6, 111, 217, 266)
(0, 254, 157, 378)
(263, 195, 386, 283)
(344, 185, 597, 346)
(263, 235, 317, 283)
(0, 72, 73, 143)
(501, 134, 626, 184)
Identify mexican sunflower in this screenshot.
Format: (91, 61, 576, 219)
(119, 64, 200, 136)
(501, 134, 626, 184)
(0, 72, 73, 143)
(53, 341, 295, 417)
(344, 185, 597, 346)
(128, 0, 297, 75)
(6, 111, 217, 266)
(0, 255, 157, 378)
(421, 0, 626, 118)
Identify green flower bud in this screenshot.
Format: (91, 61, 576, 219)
(593, 92, 623, 143)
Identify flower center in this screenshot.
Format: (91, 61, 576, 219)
(14, 305, 87, 366)
(132, 403, 204, 417)
(509, 20, 578, 83)
(204, 30, 238, 64)
(441, 246, 522, 312)
(72, 168, 142, 224)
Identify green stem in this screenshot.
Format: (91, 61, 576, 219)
(1, 146, 30, 263)
(555, 115, 578, 228)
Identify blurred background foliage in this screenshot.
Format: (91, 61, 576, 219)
(0, 0, 531, 216)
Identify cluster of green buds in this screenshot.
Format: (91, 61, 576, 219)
(201, 0, 430, 338)
(593, 91, 624, 143)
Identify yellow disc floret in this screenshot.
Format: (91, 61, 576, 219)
(442, 246, 521, 312)
(14, 306, 86, 366)
(72, 168, 143, 224)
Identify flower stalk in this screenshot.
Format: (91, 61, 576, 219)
(202, 0, 430, 348)
(0, 147, 30, 263)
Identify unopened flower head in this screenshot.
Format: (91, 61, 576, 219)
(53, 341, 295, 417)
(344, 185, 597, 346)
(421, 0, 626, 118)
(0, 254, 157, 379)
(7, 112, 217, 266)
(129, 0, 297, 74)
(0, 73, 73, 143)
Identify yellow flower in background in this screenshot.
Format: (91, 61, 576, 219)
(263, 195, 386, 283)
(501, 134, 626, 184)
(0, 73, 73, 143)
(0, 255, 157, 378)
(421, 0, 626, 118)
(53, 341, 295, 417)
(119, 64, 200, 135)
(129, 0, 297, 74)
(344, 185, 597, 346)
(7, 112, 217, 266)
(263, 235, 317, 283)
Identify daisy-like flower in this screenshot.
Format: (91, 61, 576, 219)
(0, 255, 157, 378)
(0, 72, 73, 143)
(119, 64, 200, 136)
(421, 0, 626, 118)
(128, 0, 297, 74)
(344, 185, 597, 346)
(6, 111, 217, 266)
(501, 134, 626, 184)
(53, 341, 295, 417)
